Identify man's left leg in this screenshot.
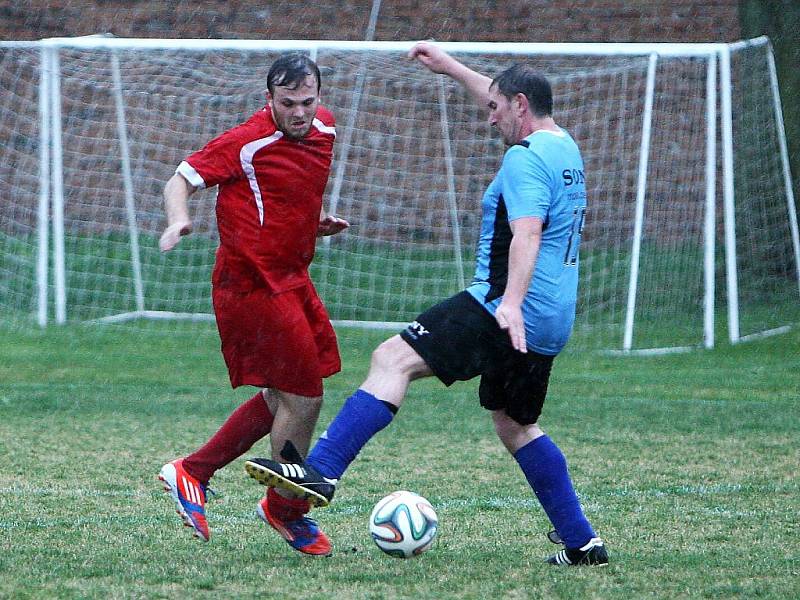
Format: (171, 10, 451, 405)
(247, 292, 489, 554)
(493, 411, 607, 566)
(267, 389, 322, 460)
(486, 348, 607, 567)
(256, 389, 333, 556)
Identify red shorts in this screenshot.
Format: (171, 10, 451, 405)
(212, 280, 341, 397)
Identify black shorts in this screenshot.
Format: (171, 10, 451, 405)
(400, 291, 555, 425)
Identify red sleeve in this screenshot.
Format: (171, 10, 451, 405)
(183, 122, 251, 189)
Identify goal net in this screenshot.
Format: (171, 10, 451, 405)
(0, 37, 797, 352)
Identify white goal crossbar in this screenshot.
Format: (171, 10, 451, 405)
(5, 37, 741, 55)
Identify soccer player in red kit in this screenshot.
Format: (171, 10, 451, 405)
(157, 53, 349, 556)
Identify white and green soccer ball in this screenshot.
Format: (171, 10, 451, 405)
(368, 490, 438, 558)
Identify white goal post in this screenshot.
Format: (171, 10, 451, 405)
(0, 36, 797, 352)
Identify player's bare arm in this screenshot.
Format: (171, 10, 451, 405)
(160, 173, 196, 252)
(494, 216, 543, 353)
(408, 41, 493, 106)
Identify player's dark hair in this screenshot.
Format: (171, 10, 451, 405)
(267, 52, 321, 94)
(492, 65, 553, 117)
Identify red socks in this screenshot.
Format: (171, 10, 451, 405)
(181, 389, 311, 522)
(183, 390, 274, 484)
(266, 487, 310, 520)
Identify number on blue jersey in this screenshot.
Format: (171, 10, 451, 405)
(564, 206, 586, 266)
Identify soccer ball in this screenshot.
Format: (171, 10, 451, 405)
(369, 490, 438, 558)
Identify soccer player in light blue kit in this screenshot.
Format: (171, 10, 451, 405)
(246, 42, 607, 566)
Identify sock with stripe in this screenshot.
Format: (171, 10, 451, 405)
(183, 390, 274, 484)
(513, 434, 595, 549)
(307, 389, 395, 480)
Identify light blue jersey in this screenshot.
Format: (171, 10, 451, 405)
(466, 128, 587, 355)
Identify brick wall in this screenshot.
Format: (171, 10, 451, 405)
(2, 0, 741, 43)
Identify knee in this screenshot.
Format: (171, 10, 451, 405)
(261, 388, 278, 414)
(292, 396, 323, 424)
(492, 411, 516, 440)
(370, 339, 396, 372)
(370, 336, 417, 375)
(274, 390, 323, 418)
(366, 335, 430, 392)
(304, 394, 323, 412)
(492, 410, 544, 453)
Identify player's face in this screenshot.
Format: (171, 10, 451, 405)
(487, 84, 521, 146)
(268, 74, 320, 139)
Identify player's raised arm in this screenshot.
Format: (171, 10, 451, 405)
(408, 41, 493, 107)
(159, 173, 195, 252)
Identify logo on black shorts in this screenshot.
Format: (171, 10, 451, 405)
(405, 320, 429, 340)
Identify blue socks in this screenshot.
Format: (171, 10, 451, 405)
(514, 435, 595, 549)
(307, 389, 394, 480)
(306, 393, 595, 549)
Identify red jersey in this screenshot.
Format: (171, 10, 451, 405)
(177, 105, 336, 293)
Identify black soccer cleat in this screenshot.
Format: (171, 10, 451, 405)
(546, 537, 609, 566)
(547, 529, 563, 545)
(245, 440, 336, 508)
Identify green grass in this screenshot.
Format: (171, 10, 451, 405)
(0, 324, 798, 598)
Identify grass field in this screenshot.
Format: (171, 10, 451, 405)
(0, 323, 798, 599)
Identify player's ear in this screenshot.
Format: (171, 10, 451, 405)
(515, 92, 529, 116)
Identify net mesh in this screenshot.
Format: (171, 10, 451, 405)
(729, 42, 800, 338)
(0, 41, 796, 350)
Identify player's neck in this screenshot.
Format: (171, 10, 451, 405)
(517, 115, 559, 142)
(530, 115, 559, 134)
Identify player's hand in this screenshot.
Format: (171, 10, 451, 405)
(317, 214, 350, 237)
(159, 220, 193, 252)
(494, 301, 527, 353)
(408, 41, 452, 74)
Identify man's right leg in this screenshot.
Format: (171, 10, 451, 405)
(247, 291, 495, 500)
(182, 389, 276, 483)
(159, 389, 275, 541)
(308, 335, 432, 480)
(246, 335, 432, 499)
